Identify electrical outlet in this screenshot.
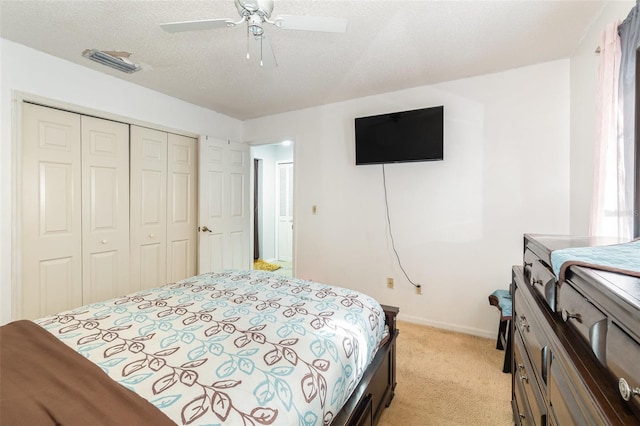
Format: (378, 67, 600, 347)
(387, 277, 394, 289)
(416, 285, 422, 295)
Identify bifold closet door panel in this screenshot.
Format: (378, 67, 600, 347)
(167, 133, 197, 283)
(81, 116, 130, 303)
(21, 103, 83, 319)
(130, 126, 168, 292)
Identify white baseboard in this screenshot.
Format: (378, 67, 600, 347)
(397, 313, 496, 340)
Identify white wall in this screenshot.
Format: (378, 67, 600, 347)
(244, 60, 571, 337)
(569, 1, 634, 235)
(0, 39, 243, 324)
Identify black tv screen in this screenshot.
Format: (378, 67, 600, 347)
(355, 106, 444, 165)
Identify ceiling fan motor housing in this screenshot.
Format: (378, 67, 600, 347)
(235, 0, 274, 18)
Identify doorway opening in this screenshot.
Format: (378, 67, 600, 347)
(251, 141, 294, 277)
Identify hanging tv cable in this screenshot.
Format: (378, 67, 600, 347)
(382, 164, 422, 290)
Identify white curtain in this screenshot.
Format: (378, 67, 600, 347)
(618, 2, 640, 238)
(590, 1, 639, 239)
(590, 21, 625, 238)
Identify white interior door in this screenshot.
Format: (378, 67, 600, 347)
(21, 103, 83, 319)
(198, 137, 250, 273)
(276, 162, 293, 262)
(130, 126, 168, 292)
(167, 133, 197, 282)
(81, 116, 130, 303)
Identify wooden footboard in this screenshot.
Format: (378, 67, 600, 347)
(332, 305, 399, 426)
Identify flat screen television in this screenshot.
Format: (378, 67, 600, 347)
(355, 105, 444, 165)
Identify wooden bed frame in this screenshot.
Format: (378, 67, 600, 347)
(332, 305, 399, 426)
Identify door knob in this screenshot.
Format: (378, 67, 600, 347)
(199, 226, 212, 233)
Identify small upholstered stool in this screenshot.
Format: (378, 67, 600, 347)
(488, 289, 512, 373)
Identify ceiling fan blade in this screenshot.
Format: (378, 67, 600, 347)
(274, 15, 348, 33)
(160, 19, 235, 33)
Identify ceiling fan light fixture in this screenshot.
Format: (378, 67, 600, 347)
(247, 14, 265, 36)
(82, 49, 142, 74)
(248, 24, 264, 36)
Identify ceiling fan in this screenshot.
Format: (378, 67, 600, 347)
(160, 0, 348, 68)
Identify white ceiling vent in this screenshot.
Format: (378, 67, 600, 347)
(82, 49, 141, 73)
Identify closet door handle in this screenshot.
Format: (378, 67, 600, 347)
(101, 239, 108, 244)
(199, 226, 212, 233)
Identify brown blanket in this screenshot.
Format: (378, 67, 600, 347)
(0, 320, 175, 426)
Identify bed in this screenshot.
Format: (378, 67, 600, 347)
(0, 270, 399, 426)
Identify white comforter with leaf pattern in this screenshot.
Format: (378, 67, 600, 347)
(37, 270, 385, 426)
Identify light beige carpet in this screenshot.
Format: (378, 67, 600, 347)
(378, 321, 512, 426)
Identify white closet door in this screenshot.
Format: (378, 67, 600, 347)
(21, 103, 82, 319)
(130, 126, 168, 291)
(166, 133, 197, 283)
(81, 116, 130, 303)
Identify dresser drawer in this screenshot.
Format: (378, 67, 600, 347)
(607, 323, 640, 413)
(557, 282, 608, 364)
(549, 354, 599, 426)
(514, 332, 546, 425)
(515, 285, 546, 383)
(523, 248, 556, 310)
(513, 371, 531, 426)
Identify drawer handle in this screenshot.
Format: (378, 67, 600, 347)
(519, 315, 530, 332)
(561, 309, 582, 323)
(516, 363, 528, 382)
(619, 378, 640, 401)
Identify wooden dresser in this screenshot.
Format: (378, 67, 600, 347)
(511, 234, 640, 425)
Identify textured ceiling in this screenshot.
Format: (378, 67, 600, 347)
(0, 0, 606, 120)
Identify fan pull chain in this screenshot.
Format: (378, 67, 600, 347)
(260, 36, 264, 67)
(246, 27, 250, 60)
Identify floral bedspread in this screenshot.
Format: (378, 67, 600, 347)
(36, 270, 385, 426)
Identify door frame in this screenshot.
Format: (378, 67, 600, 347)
(249, 141, 296, 274)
